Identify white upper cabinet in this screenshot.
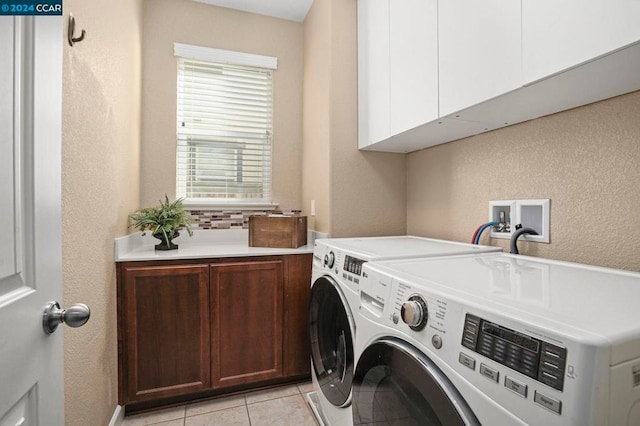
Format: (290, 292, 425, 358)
(357, 0, 640, 153)
(358, 0, 438, 149)
(438, 0, 522, 117)
(358, 0, 390, 148)
(523, 0, 640, 83)
(389, 0, 438, 136)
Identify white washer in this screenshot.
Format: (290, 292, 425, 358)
(308, 236, 500, 426)
(354, 252, 640, 425)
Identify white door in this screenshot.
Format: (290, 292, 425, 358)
(0, 15, 65, 426)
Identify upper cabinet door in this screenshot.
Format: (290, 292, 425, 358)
(438, 0, 522, 117)
(523, 0, 640, 83)
(358, 0, 390, 148)
(389, 0, 439, 136)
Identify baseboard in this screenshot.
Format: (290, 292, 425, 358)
(108, 405, 124, 426)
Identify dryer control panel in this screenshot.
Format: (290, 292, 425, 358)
(462, 313, 567, 391)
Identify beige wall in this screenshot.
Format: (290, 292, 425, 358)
(302, 0, 331, 234)
(407, 91, 640, 272)
(62, 0, 143, 424)
(141, 0, 304, 210)
(302, 0, 407, 237)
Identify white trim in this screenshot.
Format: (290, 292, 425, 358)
(183, 200, 279, 211)
(191, 0, 313, 23)
(108, 405, 124, 426)
(173, 43, 278, 69)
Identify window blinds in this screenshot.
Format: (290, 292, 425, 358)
(176, 56, 274, 201)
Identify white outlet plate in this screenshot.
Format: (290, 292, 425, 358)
(516, 199, 550, 243)
(489, 200, 516, 240)
(488, 199, 550, 243)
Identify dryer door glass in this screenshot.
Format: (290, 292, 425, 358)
(352, 338, 480, 426)
(309, 276, 355, 407)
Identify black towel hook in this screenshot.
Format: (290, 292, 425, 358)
(68, 13, 86, 46)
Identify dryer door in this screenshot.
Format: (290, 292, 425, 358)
(309, 276, 355, 407)
(352, 338, 480, 426)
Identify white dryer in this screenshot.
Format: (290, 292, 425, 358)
(354, 252, 640, 425)
(308, 236, 500, 426)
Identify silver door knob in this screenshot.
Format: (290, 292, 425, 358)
(43, 301, 90, 334)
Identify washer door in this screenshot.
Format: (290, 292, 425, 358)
(309, 276, 355, 407)
(352, 338, 480, 426)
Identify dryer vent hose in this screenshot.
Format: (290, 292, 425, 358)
(510, 226, 539, 255)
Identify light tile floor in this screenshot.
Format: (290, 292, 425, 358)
(123, 382, 318, 426)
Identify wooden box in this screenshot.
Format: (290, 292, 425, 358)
(249, 215, 307, 248)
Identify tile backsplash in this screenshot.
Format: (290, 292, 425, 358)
(188, 209, 302, 230)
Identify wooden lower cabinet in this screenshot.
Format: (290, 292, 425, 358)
(117, 254, 311, 409)
(120, 264, 211, 403)
(283, 254, 313, 377)
(211, 260, 284, 388)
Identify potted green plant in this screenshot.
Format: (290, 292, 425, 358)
(128, 196, 194, 250)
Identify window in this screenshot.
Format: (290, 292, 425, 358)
(174, 43, 277, 205)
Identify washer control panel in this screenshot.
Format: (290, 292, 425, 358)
(462, 313, 567, 391)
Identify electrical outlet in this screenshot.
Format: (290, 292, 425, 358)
(311, 199, 316, 217)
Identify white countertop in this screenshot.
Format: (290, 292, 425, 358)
(115, 229, 319, 262)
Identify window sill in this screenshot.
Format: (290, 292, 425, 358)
(183, 200, 279, 211)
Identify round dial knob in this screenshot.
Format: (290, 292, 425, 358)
(324, 251, 335, 269)
(400, 296, 428, 331)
